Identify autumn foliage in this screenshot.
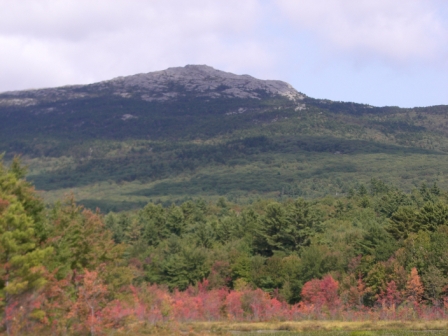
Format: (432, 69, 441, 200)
(301, 275, 340, 311)
(5, 158, 448, 335)
(7, 271, 448, 335)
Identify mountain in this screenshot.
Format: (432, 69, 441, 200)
(1, 65, 448, 211)
(0, 64, 304, 103)
(0, 65, 306, 144)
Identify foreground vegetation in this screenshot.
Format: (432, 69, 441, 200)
(4, 157, 448, 335)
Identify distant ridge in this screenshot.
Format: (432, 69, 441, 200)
(0, 65, 305, 106)
(1, 64, 448, 211)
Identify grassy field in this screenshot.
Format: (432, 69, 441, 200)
(76, 321, 448, 335)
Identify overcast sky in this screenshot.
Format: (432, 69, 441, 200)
(1, 0, 447, 107)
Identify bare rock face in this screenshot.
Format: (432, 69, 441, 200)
(0, 65, 305, 103)
(106, 65, 304, 102)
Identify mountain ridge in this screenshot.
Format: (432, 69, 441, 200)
(0, 64, 305, 106)
(1, 64, 448, 211)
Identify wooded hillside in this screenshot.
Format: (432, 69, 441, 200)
(3, 158, 448, 334)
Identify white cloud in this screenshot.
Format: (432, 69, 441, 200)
(0, 0, 275, 91)
(0, 35, 76, 91)
(276, 0, 448, 64)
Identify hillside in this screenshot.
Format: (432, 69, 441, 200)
(1, 65, 448, 211)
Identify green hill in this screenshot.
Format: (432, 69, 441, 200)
(1, 65, 448, 211)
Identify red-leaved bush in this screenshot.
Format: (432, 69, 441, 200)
(7, 270, 448, 335)
(301, 275, 341, 311)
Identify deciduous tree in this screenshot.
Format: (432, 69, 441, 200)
(406, 267, 424, 304)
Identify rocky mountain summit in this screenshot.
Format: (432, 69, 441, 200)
(0, 65, 304, 106)
(106, 65, 305, 102)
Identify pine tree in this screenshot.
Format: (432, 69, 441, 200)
(416, 202, 448, 232)
(0, 158, 52, 335)
(256, 200, 321, 255)
(430, 182, 441, 196)
(358, 184, 368, 196)
(387, 206, 418, 240)
(45, 196, 133, 292)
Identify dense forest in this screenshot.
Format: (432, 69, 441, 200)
(2, 72, 448, 210)
(3, 157, 448, 335)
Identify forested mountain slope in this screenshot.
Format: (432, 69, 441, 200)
(1, 65, 448, 211)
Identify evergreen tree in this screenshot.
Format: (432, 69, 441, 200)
(256, 200, 321, 255)
(0, 158, 52, 334)
(416, 202, 448, 231)
(430, 182, 441, 196)
(139, 203, 169, 246)
(387, 206, 418, 240)
(370, 178, 389, 195)
(358, 184, 368, 197)
(166, 205, 186, 236)
(45, 196, 133, 292)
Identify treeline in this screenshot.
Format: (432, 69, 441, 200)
(3, 157, 448, 334)
(104, 178, 448, 306)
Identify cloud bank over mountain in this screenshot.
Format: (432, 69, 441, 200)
(0, 0, 447, 107)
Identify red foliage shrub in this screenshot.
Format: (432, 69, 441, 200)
(301, 274, 341, 310)
(10, 267, 448, 333)
(67, 269, 108, 335)
(224, 290, 244, 320)
(378, 280, 402, 308)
